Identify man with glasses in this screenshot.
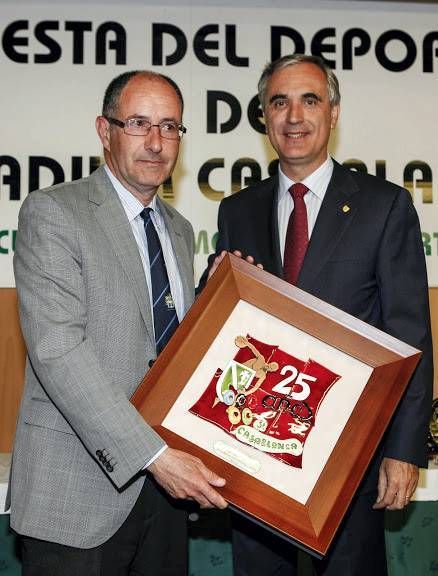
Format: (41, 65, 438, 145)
(9, 70, 227, 576)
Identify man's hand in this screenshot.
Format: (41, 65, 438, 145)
(373, 457, 419, 510)
(148, 448, 228, 509)
(207, 250, 263, 280)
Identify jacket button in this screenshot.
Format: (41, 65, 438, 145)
(107, 464, 114, 472)
(148, 359, 155, 368)
(96, 450, 102, 458)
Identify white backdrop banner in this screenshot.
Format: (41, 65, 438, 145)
(1, 1, 437, 286)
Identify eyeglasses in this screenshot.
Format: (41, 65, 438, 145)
(104, 116, 187, 140)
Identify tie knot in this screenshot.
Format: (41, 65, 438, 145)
(140, 207, 153, 221)
(289, 183, 308, 200)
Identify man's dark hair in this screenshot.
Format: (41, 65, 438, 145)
(102, 70, 184, 117)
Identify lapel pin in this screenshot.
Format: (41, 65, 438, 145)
(342, 204, 350, 213)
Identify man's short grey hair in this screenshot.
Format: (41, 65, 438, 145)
(258, 54, 341, 110)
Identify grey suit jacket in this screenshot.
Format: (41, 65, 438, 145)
(9, 166, 195, 548)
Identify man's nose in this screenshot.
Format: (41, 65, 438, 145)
(145, 125, 163, 152)
(287, 101, 304, 123)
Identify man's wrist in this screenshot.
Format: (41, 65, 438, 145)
(142, 445, 168, 470)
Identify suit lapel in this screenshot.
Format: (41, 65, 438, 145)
(89, 167, 154, 341)
(250, 176, 283, 277)
(157, 197, 195, 315)
(269, 179, 284, 278)
(298, 162, 360, 290)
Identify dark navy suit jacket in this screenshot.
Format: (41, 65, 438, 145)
(201, 160, 433, 490)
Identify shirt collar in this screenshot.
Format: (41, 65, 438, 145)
(277, 156, 333, 201)
(104, 164, 161, 226)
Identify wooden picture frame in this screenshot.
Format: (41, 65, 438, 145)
(131, 254, 421, 556)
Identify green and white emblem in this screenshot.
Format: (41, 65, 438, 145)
(216, 360, 256, 405)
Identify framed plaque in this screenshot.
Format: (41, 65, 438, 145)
(131, 254, 421, 556)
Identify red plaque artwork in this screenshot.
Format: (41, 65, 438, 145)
(190, 335, 340, 468)
(132, 255, 422, 555)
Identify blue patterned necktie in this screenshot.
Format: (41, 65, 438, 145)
(141, 208, 179, 354)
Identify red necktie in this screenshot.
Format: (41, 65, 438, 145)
(283, 183, 309, 285)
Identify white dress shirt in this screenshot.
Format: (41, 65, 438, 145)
(277, 156, 334, 263)
(104, 165, 185, 323)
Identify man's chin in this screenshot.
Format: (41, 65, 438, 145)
(135, 169, 169, 187)
(278, 142, 310, 159)
(281, 153, 309, 165)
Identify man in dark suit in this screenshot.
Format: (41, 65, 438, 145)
(203, 54, 433, 576)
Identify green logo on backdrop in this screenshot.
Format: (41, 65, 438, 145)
(0, 230, 16, 254)
(195, 230, 218, 255)
(422, 232, 438, 256)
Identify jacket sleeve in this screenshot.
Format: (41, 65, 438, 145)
(376, 187, 433, 467)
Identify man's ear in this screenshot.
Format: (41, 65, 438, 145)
(95, 116, 111, 151)
(330, 104, 340, 129)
